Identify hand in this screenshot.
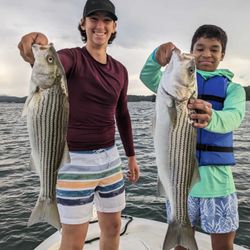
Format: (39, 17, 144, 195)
(188, 99, 212, 128)
(18, 32, 48, 65)
(126, 156, 140, 183)
(155, 42, 180, 66)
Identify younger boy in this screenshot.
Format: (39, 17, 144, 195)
(140, 24, 246, 250)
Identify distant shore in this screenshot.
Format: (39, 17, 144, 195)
(0, 95, 156, 103)
(1, 87, 249, 103)
(244, 86, 250, 101)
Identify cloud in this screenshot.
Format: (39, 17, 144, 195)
(0, 0, 250, 96)
(221, 57, 250, 86)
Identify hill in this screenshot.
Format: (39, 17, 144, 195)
(244, 86, 250, 101)
(0, 96, 27, 103)
(127, 95, 155, 102)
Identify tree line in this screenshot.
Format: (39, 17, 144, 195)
(0, 88, 250, 103)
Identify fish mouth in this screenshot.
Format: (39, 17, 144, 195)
(32, 73, 56, 82)
(160, 87, 196, 103)
(32, 73, 61, 89)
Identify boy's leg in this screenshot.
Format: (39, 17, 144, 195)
(56, 151, 99, 250)
(199, 193, 239, 250)
(211, 232, 236, 250)
(59, 223, 89, 250)
(94, 145, 125, 250)
(98, 211, 121, 250)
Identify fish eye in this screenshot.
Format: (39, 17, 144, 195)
(46, 55, 54, 64)
(188, 66, 195, 74)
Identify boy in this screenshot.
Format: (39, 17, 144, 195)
(140, 24, 245, 250)
(18, 0, 140, 249)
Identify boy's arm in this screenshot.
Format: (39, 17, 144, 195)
(139, 49, 162, 94)
(140, 42, 178, 93)
(18, 32, 48, 65)
(116, 70, 139, 183)
(206, 83, 246, 133)
(116, 69, 135, 157)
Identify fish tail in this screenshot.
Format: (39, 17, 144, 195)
(163, 221, 198, 250)
(27, 198, 61, 230)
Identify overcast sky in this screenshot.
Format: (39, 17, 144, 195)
(1, 0, 250, 97)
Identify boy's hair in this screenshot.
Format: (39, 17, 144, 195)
(77, 21, 117, 44)
(190, 24, 227, 53)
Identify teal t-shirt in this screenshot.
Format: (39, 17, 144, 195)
(140, 51, 246, 198)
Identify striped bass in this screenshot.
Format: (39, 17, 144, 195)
(23, 43, 69, 229)
(154, 50, 199, 250)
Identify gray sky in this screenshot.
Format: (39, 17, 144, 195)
(1, 0, 250, 97)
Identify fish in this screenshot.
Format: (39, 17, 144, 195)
(153, 50, 199, 250)
(22, 43, 70, 229)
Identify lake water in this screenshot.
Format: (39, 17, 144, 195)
(0, 102, 249, 249)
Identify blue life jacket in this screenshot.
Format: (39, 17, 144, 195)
(196, 73, 236, 166)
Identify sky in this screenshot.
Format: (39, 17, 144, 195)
(1, 0, 250, 97)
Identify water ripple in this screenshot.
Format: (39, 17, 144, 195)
(0, 102, 249, 250)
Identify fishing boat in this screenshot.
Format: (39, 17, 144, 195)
(35, 215, 247, 250)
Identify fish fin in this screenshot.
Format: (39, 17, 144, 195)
(163, 221, 198, 250)
(22, 84, 38, 117)
(190, 159, 200, 190)
(157, 176, 166, 197)
(28, 153, 37, 172)
(168, 105, 177, 129)
(22, 95, 32, 117)
(60, 144, 71, 166)
(28, 198, 61, 230)
(152, 112, 156, 136)
(165, 96, 174, 108)
(61, 76, 68, 97)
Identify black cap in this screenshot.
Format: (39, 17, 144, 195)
(83, 0, 117, 21)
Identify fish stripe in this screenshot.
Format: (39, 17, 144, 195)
(28, 85, 68, 200)
(168, 102, 196, 224)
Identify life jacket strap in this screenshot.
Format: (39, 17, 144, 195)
(197, 143, 234, 152)
(198, 94, 225, 103)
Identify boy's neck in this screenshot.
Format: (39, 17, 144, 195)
(197, 68, 233, 81)
(86, 44, 108, 64)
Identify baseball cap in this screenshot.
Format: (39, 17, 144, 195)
(83, 0, 117, 21)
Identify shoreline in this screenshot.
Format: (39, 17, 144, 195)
(0, 95, 156, 103)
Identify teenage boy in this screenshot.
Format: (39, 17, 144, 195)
(18, 0, 140, 249)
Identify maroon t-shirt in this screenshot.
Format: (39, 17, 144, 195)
(58, 47, 135, 156)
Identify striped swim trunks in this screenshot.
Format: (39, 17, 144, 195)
(56, 145, 125, 225)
